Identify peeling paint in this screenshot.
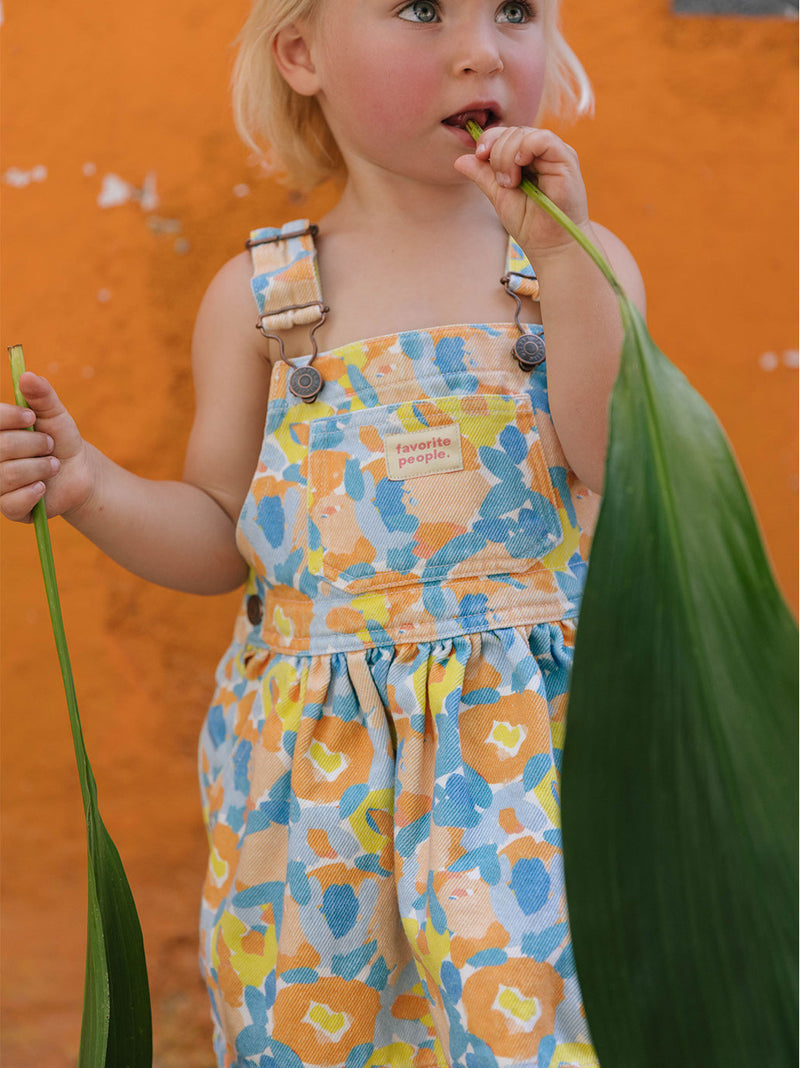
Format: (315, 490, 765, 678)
(147, 215, 182, 234)
(759, 350, 798, 371)
(3, 165, 47, 187)
(97, 170, 159, 211)
(98, 174, 136, 208)
(139, 171, 159, 212)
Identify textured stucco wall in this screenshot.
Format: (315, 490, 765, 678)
(1, 1, 796, 1064)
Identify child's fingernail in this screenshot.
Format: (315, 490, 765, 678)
(497, 173, 511, 187)
(514, 152, 524, 164)
(476, 143, 489, 157)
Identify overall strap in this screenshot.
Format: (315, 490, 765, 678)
(246, 219, 325, 336)
(504, 235, 540, 302)
(247, 222, 536, 323)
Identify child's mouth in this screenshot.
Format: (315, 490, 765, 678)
(442, 108, 500, 131)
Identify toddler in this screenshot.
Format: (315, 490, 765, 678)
(0, 0, 646, 1064)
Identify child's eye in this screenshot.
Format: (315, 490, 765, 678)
(496, 1, 534, 23)
(397, 1, 440, 22)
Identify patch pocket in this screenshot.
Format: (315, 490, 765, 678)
(307, 394, 564, 593)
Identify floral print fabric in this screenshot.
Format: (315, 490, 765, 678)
(198, 222, 600, 1067)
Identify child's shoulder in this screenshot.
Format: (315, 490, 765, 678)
(192, 249, 269, 365)
(201, 249, 254, 313)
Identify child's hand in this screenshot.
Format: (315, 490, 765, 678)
(454, 126, 590, 258)
(0, 372, 93, 522)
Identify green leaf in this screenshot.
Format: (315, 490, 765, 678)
(80, 862, 110, 1066)
(8, 345, 152, 1068)
(464, 126, 799, 1063)
(562, 301, 798, 1065)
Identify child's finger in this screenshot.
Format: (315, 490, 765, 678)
(473, 124, 511, 158)
(474, 126, 523, 187)
(511, 129, 580, 177)
(8, 371, 84, 467)
(491, 129, 548, 187)
(0, 479, 46, 523)
(1, 453, 60, 494)
(0, 402, 37, 430)
(0, 428, 55, 462)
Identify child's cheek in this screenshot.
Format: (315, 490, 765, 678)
(355, 55, 439, 131)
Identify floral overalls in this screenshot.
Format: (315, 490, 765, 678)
(198, 220, 600, 1068)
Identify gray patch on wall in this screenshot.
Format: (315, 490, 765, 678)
(673, 0, 797, 13)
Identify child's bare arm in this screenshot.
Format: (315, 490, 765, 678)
(525, 220, 645, 495)
(455, 126, 646, 494)
(0, 252, 270, 594)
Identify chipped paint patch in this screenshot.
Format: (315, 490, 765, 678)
(97, 170, 159, 210)
(4, 165, 47, 187)
(144, 213, 191, 254)
(98, 174, 136, 208)
(233, 183, 251, 198)
(139, 172, 159, 212)
(759, 350, 799, 372)
(147, 216, 182, 234)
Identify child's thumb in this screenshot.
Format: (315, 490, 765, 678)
(453, 153, 497, 201)
(18, 371, 70, 422)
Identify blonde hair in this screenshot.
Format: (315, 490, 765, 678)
(232, 0, 593, 193)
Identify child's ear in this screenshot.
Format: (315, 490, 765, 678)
(272, 23, 320, 97)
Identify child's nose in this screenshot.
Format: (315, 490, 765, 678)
(450, 23, 504, 77)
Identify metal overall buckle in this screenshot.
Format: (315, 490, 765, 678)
(248, 225, 329, 403)
(501, 272, 546, 371)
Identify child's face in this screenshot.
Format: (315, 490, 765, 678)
(305, 0, 547, 184)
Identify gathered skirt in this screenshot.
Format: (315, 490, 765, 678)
(198, 621, 598, 1068)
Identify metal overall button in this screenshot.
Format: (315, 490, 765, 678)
(512, 331, 546, 370)
(288, 365, 323, 402)
(246, 594, 263, 625)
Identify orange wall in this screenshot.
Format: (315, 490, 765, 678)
(1, 2, 796, 1064)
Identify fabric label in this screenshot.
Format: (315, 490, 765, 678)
(384, 426, 463, 480)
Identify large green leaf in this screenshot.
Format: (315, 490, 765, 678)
(462, 125, 798, 1065)
(8, 345, 152, 1068)
(563, 302, 798, 1064)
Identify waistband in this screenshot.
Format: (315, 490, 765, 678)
(234, 565, 584, 656)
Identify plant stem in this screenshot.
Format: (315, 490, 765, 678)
(7, 344, 96, 817)
(465, 120, 626, 301)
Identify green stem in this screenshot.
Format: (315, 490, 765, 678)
(466, 120, 627, 301)
(7, 344, 97, 818)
